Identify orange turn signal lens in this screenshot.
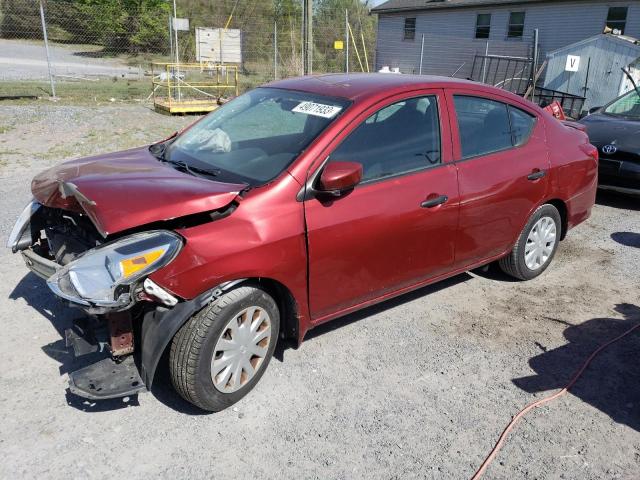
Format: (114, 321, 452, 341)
(119, 249, 165, 278)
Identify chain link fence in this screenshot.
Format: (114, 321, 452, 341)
(0, 0, 377, 103)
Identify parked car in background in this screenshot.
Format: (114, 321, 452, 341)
(580, 87, 640, 195)
(7, 74, 598, 411)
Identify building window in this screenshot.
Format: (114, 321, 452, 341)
(606, 7, 628, 35)
(507, 11, 525, 38)
(475, 13, 491, 39)
(404, 17, 416, 40)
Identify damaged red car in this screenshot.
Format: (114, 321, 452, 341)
(7, 74, 598, 411)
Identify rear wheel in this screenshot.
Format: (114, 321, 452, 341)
(170, 286, 279, 412)
(499, 204, 561, 280)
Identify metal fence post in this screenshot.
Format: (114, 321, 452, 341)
(419, 34, 425, 75)
(172, 0, 179, 65)
(302, 0, 312, 75)
(274, 20, 278, 80)
(531, 28, 539, 102)
(39, 0, 56, 98)
(482, 41, 489, 83)
(345, 9, 349, 74)
(169, 15, 174, 62)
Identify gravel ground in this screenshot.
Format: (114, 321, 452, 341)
(0, 103, 639, 479)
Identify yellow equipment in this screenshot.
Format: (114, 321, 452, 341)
(151, 63, 239, 114)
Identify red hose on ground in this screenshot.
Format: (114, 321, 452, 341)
(471, 321, 640, 480)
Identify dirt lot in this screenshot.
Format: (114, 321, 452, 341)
(0, 103, 639, 479)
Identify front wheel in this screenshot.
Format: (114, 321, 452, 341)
(499, 204, 561, 281)
(169, 286, 279, 412)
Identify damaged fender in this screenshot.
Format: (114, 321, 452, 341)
(140, 279, 246, 389)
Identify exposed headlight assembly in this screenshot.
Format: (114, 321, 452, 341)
(47, 230, 183, 308)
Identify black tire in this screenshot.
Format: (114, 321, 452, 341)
(499, 204, 561, 281)
(169, 286, 279, 412)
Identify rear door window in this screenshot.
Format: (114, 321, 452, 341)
(454, 95, 536, 159)
(454, 96, 511, 158)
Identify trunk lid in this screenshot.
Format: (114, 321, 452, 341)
(32, 146, 246, 236)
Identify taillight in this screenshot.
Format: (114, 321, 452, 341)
(580, 143, 599, 162)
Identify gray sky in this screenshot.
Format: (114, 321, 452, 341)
(367, 0, 388, 6)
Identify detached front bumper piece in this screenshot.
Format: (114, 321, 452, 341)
(68, 356, 145, 400)
(65, 317, 146, 400)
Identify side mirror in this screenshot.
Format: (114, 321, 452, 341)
(317, 161, 363, 196)
(588, 106, 602, 115)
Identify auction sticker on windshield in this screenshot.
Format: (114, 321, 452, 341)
(292, 101, 342, 118)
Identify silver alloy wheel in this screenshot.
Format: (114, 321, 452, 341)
(210, 306, 272, 393)
(524, 216, 557, 271)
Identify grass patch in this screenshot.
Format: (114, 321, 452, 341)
(0, 79, 151, 103)
(0, 68, 276, 106)
(0, 149, 22, 155)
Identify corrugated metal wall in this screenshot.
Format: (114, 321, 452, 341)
(543, 35, 640, 110)
(375, 0, 640, 80)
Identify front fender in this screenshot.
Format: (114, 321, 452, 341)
(140, 280, 245, 389)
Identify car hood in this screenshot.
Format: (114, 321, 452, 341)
(32, 146, 247, 236)
(579, 113, 640, 152)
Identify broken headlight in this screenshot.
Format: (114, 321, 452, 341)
(47, 230, 182, 308)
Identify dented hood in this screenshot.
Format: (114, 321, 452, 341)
(32, 146, 246, 236)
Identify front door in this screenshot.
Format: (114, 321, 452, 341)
(305, 91, 460, 321)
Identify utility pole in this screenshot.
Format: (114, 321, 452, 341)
(302, 0, 312, 75)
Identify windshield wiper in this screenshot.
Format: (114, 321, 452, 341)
(164, 159, 222, 178)
(150, 143, 221, 178)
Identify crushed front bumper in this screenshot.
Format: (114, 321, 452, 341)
(21, 248, 58, 280)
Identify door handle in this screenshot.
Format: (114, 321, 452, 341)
(527, 170, 546, 181)
(421, 195, 448, 208)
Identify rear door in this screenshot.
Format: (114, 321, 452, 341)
(304, 90, 460, 321)
(446, 90, 550, 266)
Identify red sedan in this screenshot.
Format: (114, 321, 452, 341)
(8, 74, 598, 411)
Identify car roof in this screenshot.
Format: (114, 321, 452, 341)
(266, 73, 485, 102)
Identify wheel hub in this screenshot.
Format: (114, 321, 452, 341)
(524, 216, 557, 271)
(210, 306, 272, 394)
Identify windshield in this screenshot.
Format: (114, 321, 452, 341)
(603, 88, 640, 119)
(166, 87, 350, 185)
